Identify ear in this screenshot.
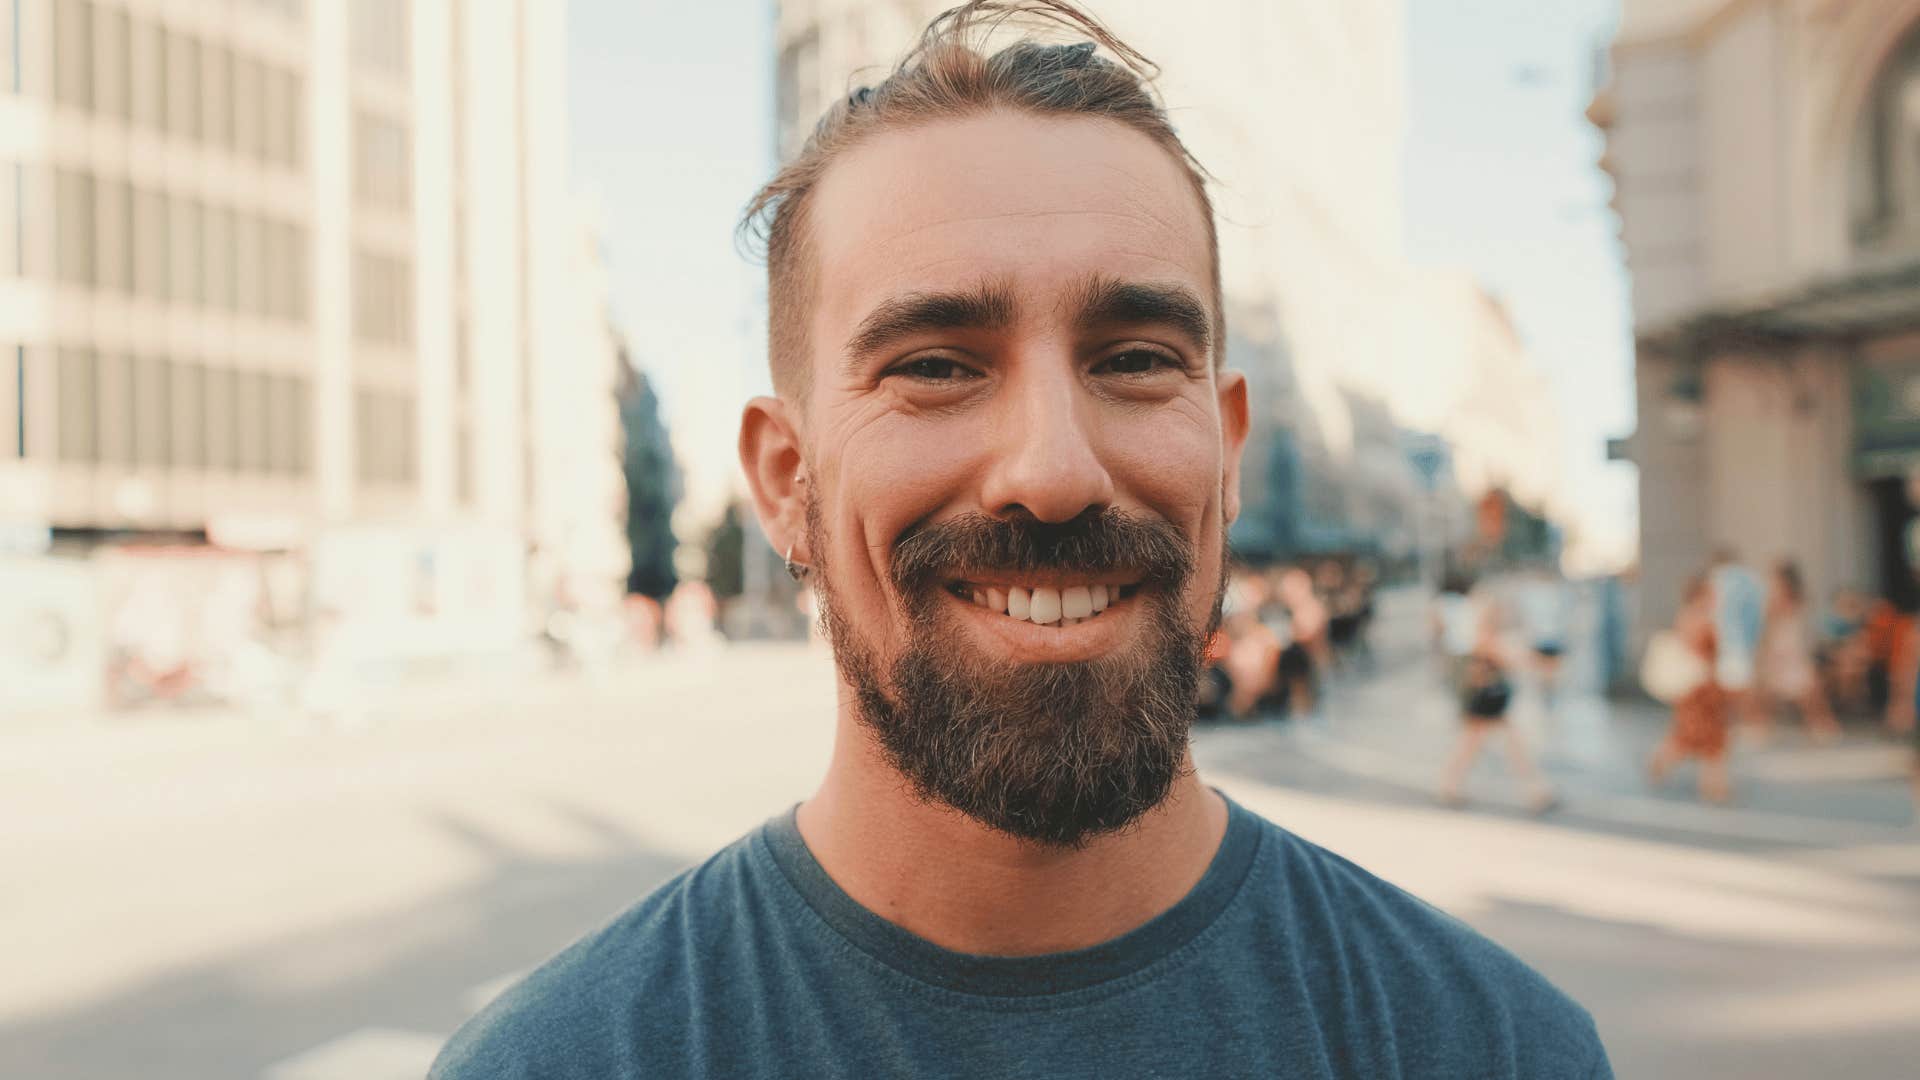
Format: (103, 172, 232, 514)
(739, 396, 809, 563)
(1216, 368, 1251, 524)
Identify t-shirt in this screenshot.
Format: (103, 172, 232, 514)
(432, 795, 1611, 1079)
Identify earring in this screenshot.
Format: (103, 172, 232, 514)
(784, 542, 809, 582)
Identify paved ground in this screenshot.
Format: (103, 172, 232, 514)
(3, 631, 1916, 1079)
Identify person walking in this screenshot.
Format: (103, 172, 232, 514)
(1437, 573, 1558, 813)
(1649, 575, 1733, 804)
(1710, 549, 1766, 737)
(1758, 560, 1841, 742)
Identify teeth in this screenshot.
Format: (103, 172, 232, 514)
(1091, 584, 1109, 612)
(972, 589, 988, 607)
(1006, 586, 1030, 621)
(1061, 585, 1092, 619)
(987, 587, 1006, 612)
(1028, 586, 1062, 625)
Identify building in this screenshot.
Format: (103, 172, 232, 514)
(0, 0, 626, 706)
(1592, 0, 1920, 637)
(772, 0, 1564, 569)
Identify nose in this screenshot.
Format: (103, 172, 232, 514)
(977, 359, 1115, 524)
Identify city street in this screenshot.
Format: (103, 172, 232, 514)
(5, 635, 1916, 1080)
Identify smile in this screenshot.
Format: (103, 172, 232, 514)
(944, 581, 1140, 627)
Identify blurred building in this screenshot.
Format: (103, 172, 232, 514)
(0, 0, 626, 706)
(1594, 1, 1920, 636)
(772, 0, 1564, 571)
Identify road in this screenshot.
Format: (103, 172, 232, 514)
(3, 636, 1915, 1079)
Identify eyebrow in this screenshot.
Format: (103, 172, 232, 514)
(842, 281, 1019, 371)
(1065, 273, 1214, 355)
(839, 273, 1214, 374)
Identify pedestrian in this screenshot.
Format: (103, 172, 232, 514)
(1757, 560, 1841, 742)
(1515, 560, 1574, 713)
(1648, 574, 1733, 804)
(1709, 549, 1766, 736)
(1437, 573, 1559, 813)
(431, 5, 1609, 1076)
(1275, 566, 1326, 716)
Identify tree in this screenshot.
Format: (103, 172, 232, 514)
(705, 502, 745, 602)
(618, 358, 680, 601)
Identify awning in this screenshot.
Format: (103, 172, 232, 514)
(1645, 259, 1920, 349)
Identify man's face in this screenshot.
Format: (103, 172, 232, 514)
(787, 110, 1247, 846)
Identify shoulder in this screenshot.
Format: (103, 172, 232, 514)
(429, 830, 768, 1080)
(1251, 819, 1608, 1073)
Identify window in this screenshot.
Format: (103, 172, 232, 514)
(353, 249, 413, 345)
(234, 211, 263, 316)
(286, 223, 308, 321)
(350, 0, 409, 78)
(95, 5, 129, 122)
(134, 354, 170, 467)
(55, 347, 95, 464)
(235, 368, 266, 472)
(353, 109, 410, 209)
(355, 388, 416, 485)
(203, 364, 234, 470)
(132, 185, 168, 299)
(164, 28, 200, 141)
(94, 175, 131, 294)
(170, 197, 202, 305)
(291, 376, 310, 474)
(54, 167, 95, 286)
(1852, 23, 1920, 251)
(264, 66, 300, 168)
(232, 55, 263, 161)
(12, 345, 24, 459)
(129, 15, 164, 131)
(53, 0, 92, 111)
(268, 373, 296, 473)
(201, 43, 231, 150)
(204, 204, 234, 310)
(170, 360, 203, 469)
(98, 352, 131, 466)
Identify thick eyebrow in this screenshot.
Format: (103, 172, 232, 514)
(841, 281, 1019, 371)
(1066, 274, 1214, 355)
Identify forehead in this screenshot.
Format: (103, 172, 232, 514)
(805, 110, 1214, 351)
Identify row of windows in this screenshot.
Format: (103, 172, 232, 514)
(48, 166, 310, 323)
(51, 0, 305, 172)
(51, 347, 311, 477)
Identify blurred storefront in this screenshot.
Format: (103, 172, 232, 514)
(1594, 1, 1920, 642)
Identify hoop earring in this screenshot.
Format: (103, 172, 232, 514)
(784, 542, 809, 582)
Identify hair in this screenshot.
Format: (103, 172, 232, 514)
(741, 0, 1223, 402)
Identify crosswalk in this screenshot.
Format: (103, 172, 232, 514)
(260, 970, 526, 1080)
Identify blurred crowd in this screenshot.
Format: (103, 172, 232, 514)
(1197, 559, 1383, 724)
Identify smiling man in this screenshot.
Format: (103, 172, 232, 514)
(433, 3, 1610, 1077)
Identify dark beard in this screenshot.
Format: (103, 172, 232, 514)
(810, 501, 1223, 848)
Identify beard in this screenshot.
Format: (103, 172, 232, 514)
(808, 498, 1225, 848)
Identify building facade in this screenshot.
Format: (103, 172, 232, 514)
(1594, 0, 1920, 636)
(771, 0, 1565, 568)
(0, 0, 627, 706)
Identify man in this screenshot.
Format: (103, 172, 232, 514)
(434, 3, 1611, 1076)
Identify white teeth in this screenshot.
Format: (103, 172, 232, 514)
(1028, 586, 1062, 625)
(1091, 584, 1109, 612)
(1061, 585, 1093, 619)
(987, 587, 1006, 613)
(1006, 586, 1031, 621)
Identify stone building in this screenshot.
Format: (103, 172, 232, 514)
(1593, 0, 1920, 637)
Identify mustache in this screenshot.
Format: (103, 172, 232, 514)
(890, 509, 1195, 595)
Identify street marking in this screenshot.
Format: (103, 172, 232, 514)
(262, 1028, 443, 1080)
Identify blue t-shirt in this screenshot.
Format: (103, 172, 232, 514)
(433, 796, 1610, 1079)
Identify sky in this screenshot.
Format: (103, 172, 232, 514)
(567, 0, 1639, 570)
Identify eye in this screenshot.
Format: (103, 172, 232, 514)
(1098, 347, 1180, 375)
(886, 356, 976, 382)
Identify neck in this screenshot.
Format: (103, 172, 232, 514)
(795, 688, 1228, 957)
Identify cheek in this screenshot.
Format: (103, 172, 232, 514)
(825, 411, 985, 582)
(1101, 406, 1224, 522)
